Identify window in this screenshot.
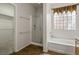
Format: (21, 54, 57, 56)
(53, 5, 76, 30)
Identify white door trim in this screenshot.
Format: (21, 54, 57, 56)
(43, 4, 48, 52)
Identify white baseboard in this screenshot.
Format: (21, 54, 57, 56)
(15, 42, 42, 52)
(31, 42, 43, 47)
(15, 43, 31, 52)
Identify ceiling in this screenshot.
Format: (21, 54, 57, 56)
(32, 3, 43, 8)
(50, 3, 76, 8)
(31, 3, 77, 9)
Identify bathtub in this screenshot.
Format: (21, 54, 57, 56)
(47, 38, 75, 54)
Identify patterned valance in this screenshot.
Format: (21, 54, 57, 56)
(52, 5, 76, 13)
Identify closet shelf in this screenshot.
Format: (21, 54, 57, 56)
(0, 13, 14, 18)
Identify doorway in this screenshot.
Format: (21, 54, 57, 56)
(32, 4, 43, 44)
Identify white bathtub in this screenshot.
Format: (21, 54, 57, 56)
(48, 38, 75, 54)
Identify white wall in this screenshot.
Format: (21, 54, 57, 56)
(15, 3, 35, 52)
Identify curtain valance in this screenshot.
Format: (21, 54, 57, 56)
(52, 5, 76, 13)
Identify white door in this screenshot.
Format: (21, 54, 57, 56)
(16, 16, 32, 51)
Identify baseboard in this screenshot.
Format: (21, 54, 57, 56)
(15, 43, 31, 52)
(15, 42, 42, 52)
(31, 42, 43, 47)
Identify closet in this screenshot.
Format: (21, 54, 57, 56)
(0, 3, 14, 54)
